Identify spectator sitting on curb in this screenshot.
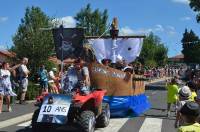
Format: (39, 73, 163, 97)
(175, 86, 192, 128)
(178, 101, 200, 132)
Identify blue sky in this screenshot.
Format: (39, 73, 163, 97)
(0, 0, 199, 57)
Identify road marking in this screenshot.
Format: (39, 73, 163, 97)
(139, 118, 162, 132)
(96, 118, 129, 132)
(152, 91, 157, 95)
(17, 120, 31, 127)
(0, 113, 33, 129)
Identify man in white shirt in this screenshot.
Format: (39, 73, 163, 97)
(19, 57, 30, 104)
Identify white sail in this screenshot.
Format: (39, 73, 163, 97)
(88, 38, 143, 63)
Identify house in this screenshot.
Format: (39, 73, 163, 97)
(168, 54, 184, 63)
(0, 50, 15, 64)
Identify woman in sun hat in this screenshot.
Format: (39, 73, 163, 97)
(175, 86, 192, 128)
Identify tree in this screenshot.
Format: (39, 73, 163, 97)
(181, 29, 200, 64)
(189, 0, 200, 23)
(74, 4, 108, 36)
(12, 6, 54, 74)
(139, 33, 168, 67)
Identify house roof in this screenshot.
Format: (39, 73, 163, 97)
(48, 56, 75, 64)
(0, 50, 15, 57)
(169, 54, 184, 59)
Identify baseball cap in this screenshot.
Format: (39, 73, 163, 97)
(180, 101, 200, 117)
(179, 86, 192, 99)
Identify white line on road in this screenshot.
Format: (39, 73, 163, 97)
(139, 118, 162, 132)
(17, 120, 31, 127)
(0, 113, 33, 129)
(152, 91, 157, 95)
(96, 118, 129, 132)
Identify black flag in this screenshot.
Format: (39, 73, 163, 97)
(52, 27, 84, 60)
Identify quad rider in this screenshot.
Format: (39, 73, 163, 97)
(63, 58, 91, 95)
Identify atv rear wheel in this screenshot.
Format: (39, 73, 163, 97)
(96, 103, 110, 128)
(78, 110, 96, 132)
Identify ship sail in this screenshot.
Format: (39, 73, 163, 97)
(88, 38, 143, 63)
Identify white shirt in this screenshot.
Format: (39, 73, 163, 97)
(19, 64, 29, 77)
(0, 69, 11, 77)
(48, 71, 55, 83)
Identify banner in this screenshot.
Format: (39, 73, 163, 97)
(88, 38, 143, 63)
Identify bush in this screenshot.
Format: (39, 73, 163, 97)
(26, 81, 40, 100)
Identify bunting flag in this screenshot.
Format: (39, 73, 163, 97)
(88, 38, 143, 63)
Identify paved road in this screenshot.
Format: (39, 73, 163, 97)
(0, 81, 177, 132)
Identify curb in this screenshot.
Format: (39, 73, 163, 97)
(145, 77, 172, 85)
(13, 100, 35, 104)
(0, 113, 33, 129)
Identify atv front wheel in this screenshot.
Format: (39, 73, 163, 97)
(31, 109, 51, 132)
(96, 103, 110, 128)
(78, 110, 96, 132)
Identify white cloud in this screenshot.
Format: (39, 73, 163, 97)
(120, 26, 134, 35)
(180, 16, 191, 21)
(0, 45, 7, 50)
(0, 17, 8, 22)
(119, 26, 152, 35)
(52, 16, 76, 28)
(155, 24, 164, 32)
(171, 0, 189, 4)
(119, 25, 176, 37)
(166, 26, 176, 35)
(166, 26, 175, 30)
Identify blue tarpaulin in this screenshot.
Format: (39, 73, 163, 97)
(103, 94, 151, 117)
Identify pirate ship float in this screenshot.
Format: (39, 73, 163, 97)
(53, 18, 150, 117)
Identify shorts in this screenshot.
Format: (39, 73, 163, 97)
(40, 81, 48, 90)
(20, 78, 28, 92)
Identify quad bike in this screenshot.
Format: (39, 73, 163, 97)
(32, 89, 110, 132)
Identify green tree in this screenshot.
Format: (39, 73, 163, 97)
(189, 0, 200, 23)
(181, 29, 200, 64)
(74, 4, 108, 36)
(139, 33, 168, 67)
(12, 6, 54, 74)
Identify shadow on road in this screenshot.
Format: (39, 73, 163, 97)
(15, 123, 85, 132)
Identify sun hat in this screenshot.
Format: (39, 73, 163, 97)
(179, 86, 192, 99)
(180, 101, 200, 116)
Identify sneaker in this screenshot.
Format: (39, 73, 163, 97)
(8, 107, 12, 112)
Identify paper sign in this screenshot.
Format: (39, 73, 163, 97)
(37, 94, 72, 124)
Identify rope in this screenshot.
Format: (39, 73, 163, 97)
(98, 24, 111, 39)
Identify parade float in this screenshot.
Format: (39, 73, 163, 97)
(52, 18, 151, 117)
